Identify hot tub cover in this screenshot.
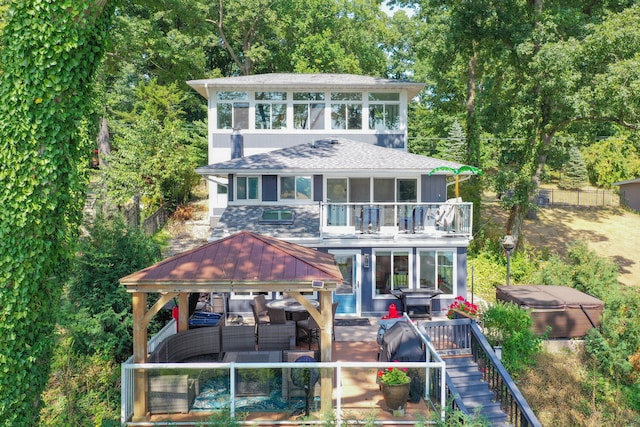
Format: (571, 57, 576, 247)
(496, 285, 603, 310)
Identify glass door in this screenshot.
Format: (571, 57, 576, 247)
(329, 251, 361, 316)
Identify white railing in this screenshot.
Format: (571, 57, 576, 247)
(122, 359, 446, 426)
(320, 201, 473, 238)
(121, 320, 178, 422)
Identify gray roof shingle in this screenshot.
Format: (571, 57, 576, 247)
(196, 138, 465, 175)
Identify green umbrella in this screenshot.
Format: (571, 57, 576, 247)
(428, 165, 483, 197)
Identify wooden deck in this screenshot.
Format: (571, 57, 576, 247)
(148, 338, 434, 426)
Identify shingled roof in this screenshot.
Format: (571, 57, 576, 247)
(196, 137, 464, 176)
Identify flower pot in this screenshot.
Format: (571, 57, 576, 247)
(381, 382, 410, 411)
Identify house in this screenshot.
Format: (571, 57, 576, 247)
(188, 73, 476, 317)
(613, 178, 640, 211)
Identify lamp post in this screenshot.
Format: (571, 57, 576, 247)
(502, 235, 515, 285)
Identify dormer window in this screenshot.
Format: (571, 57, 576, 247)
(280, 176, 312, 200)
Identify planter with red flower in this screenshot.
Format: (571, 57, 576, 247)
(377, 364, 411, 414)
(446, 296, 480, 319)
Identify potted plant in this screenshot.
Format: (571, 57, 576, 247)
(446, 296, 480, 319)
(377, 363, 411, 413)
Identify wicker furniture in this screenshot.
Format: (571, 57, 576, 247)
(267, 306, 288, 324)
(296, 302, 338, 349)
(148, 374, 199, 414)
(148, 326, 222, 363)
(257, 321, 296, 351)
(221, 325, 256, 352)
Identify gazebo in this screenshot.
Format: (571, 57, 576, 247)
(120, 231, 343, 421)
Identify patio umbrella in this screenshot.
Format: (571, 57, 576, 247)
(428, 165, 483, 198)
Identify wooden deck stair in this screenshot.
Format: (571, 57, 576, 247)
(444, 355, 511, 426)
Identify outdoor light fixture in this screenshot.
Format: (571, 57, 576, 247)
(363, 254, 370, 269)
(502, 235, 516, 286)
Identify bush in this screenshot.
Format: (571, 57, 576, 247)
(481, 301, 544, 377)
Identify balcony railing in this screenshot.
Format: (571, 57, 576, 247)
(320, 201, 473, 238)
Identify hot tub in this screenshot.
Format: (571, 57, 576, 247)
(496, 285, 603, 339)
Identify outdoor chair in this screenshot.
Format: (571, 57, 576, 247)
(250, 301, 270, 338)
(257, 321, 296, 351)
(267, 306, 288, 324)
(296, 302, 338, 349)
(253, 294, 268, 315)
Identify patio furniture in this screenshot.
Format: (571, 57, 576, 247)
(221, 325, 256, 352)
(250, 301, 270, 338)
(267, 306, 288, 324)
(147, 326, 222, 363)
(148, 373, 199, 414)
(257, 321, 296, 351)
(296, 302, 338, 349)
(223, 350, 282, 396)
(266, 297, 319, 321)
(253, 294, 268, 315)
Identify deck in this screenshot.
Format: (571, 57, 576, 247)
(145, 319, 435, 426)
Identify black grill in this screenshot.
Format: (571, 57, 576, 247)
(391, 288, 442, 319)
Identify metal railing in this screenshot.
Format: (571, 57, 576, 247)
(320, 202, 473, 238)
(537, 188, 619, 208)
(419, 319, 541, 427)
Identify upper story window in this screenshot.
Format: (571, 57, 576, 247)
(255, 92, 287, 129)
(293, 92, 325, 129)
(369, 93, 400, 130)
(236, 176, 259, 200)
(331, 92, 362, 130)
(280, 176, 312, 200)
(217, 91, 249, 129)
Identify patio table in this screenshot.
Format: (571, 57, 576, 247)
(266, 298, 319, 321)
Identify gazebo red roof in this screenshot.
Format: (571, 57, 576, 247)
(120, 231, 342, 291)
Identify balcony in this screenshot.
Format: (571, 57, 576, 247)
(320, 201, 473, 239)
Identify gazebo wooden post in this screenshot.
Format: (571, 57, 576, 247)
(318, 290, 333, 414)
(178, 292, 189, 332)
(132, 292, 149, 421)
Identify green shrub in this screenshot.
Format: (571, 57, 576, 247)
(482, 301, 544, 377)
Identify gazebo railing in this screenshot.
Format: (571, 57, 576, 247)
(121, 359, 447, 426)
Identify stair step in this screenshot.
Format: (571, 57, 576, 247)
(448, 370, 482, 381)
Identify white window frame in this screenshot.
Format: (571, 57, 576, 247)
(416, 249, 456, 296)
(331, 92, 363, 130)
(368, 92, 400, 130)
(372, 248, 412, 298)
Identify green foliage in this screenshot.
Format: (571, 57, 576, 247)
(534, 241, 619, 300)
(582, 136, 640, 187)
(67, 213, 162, 363)
(39, 333, 120, 426)
(482, 301, 544, 377)
(0, 2, 113, 425)
(437, 120, 467, 163)
(559, 146, 588, 190)
(105, 80, 205, 211)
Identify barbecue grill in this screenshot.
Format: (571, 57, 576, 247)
(391, 288, 442, 319)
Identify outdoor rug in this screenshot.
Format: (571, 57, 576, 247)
(191, 376, 313, 414)
(334, 318, 371, 327)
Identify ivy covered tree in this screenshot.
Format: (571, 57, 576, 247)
(0, 2, 113, 425)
